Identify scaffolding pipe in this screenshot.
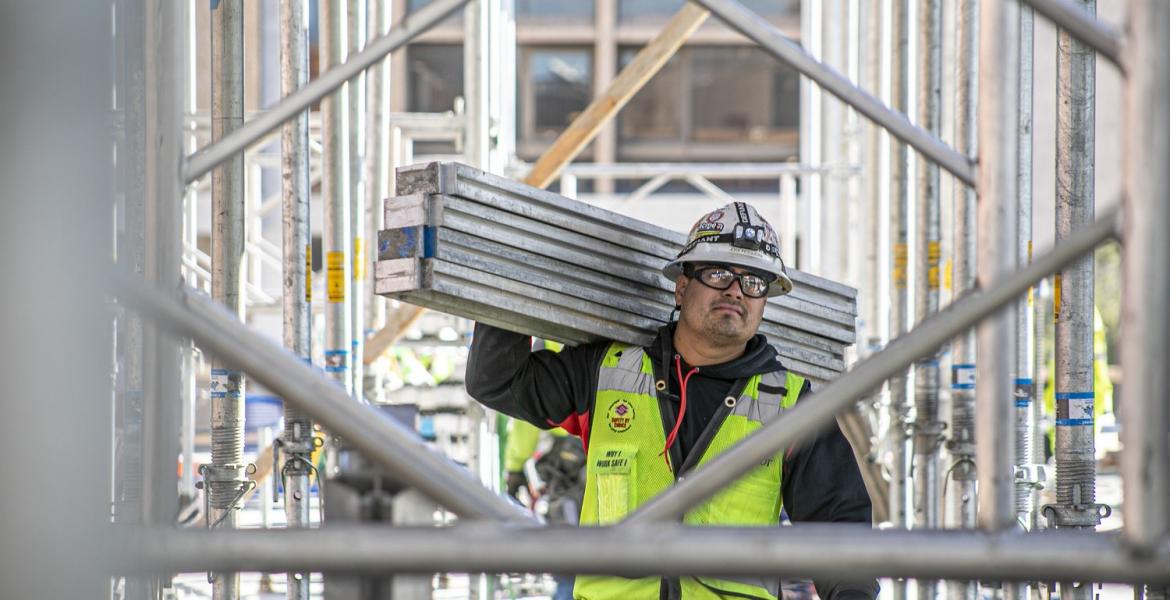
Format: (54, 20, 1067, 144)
(625, 205, 1118, 525)
(912, 14, 944, 600)
(209, 1, 247, 597)
(1003, 9, 1036, 600)
(861, 0, 883, 352)
(184, 0, 470, 185)
(975, 0, 1019, 537)
(692, 0, 975, 187)
(887, 1, 911, 597)
(1017, 0, 1123, 70)
(116, 525, 1170, 584)
(0, 4, 114, 596)
(112, 271, 536, 524)
(116, 2, 148, 596)
(1050, 3, 1101, 596)
(142, 0, 184, 556)
(348, 0, 367, 402)
(366, 0, 390, 373)
(1121, 0, 1170, 566)
(322, 0, 353, 397)
(182, 0, 202, 509)
(948, 0, 978, 596)
(1014, 1, 1037, 533)
(279, 0, 313, 596)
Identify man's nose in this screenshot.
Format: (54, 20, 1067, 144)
(723, 279, 744, 299)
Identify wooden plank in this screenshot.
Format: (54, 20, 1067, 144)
(363, 305, 427, 365)
(522, 3, 709, 189)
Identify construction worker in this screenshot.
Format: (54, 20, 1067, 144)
(503, 338, 571, 500)
(467, 202, 876, 600)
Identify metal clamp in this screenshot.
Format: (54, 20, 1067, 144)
(281, 453, 324, 525)
(1013, 463, 1048, 490)
(197, 463, 257, 584)
(946, 439, 976, 457)
(275, 434, 317, 456)
(1041, 502, 1111, 528)
(912, 420, 948, 452)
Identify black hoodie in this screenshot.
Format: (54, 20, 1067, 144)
(466, 322, 878, 600)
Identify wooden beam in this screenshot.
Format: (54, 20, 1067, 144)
(363, 305, 427, 365)
(837, 409, 890, 524)
(523, 2, 709, 189)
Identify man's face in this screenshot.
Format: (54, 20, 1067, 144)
(674, 264, 768, 347)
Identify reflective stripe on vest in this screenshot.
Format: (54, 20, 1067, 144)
(575, 343, 804, 600)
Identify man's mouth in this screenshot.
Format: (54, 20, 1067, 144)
(712, 303, 744, 316)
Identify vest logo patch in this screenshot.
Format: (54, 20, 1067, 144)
(606, 399, 635, 432)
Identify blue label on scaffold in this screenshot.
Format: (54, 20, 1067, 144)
(210, 369, 242, 399)
(1014, 378, 1034, 407)
(952, 364, 976, 390)
(324, 349, 349, 373)
(1056, 391, 1094, 426)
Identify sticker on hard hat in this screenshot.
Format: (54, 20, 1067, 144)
(727, 246, 765, 257)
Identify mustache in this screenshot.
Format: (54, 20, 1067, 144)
(710, 300, 746, 315)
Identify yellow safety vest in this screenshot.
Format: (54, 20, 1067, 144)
(575, 343, 804, 600)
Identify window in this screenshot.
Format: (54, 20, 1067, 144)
(412, 0, 593, 19)
(617, 45, 800, 161)
(407, 44, 463, 113)
(516, 0, 594, 21)
(619, 0, 796, 21)
(690, 46, 799, 142)
(517, 47, 593, 158)
(407, 0, 466, 24)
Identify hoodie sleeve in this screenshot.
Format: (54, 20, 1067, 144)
(464, 322, 608, 440)
(782, 380, 880, 600)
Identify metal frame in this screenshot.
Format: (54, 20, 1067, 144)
(116, 524, 1170, 583)
(183, 0, 471, 185)
(100, 0, 1170, 591)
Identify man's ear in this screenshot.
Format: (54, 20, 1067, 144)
(674, 275, 688, 306)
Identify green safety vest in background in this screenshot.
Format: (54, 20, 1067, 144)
(574, 343, 804, 600)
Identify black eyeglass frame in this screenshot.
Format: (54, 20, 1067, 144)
(683, 264, 774, 299)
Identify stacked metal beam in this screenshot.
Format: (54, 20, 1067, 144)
(375, 162, 856, 383)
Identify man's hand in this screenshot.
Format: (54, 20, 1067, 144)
(506, 470, 528, 499)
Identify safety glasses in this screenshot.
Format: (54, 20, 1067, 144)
(685, 264, 772, 299)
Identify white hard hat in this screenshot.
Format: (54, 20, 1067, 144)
(663, 202, 793, 297)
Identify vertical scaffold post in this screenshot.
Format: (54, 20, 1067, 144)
(887, 2, 911, 599)
(349, 0, 367, 402)
(1049, 2, 1101, 599)
(322, 0, 353, 397)
(209, 1, 247, 598)
(142, 7, 184, 597)
(913, 0, 943, 596)
(1121, 2, 1170, 599)
(862, 0, 885, 353)
(280, 0, 314, 596)
(948, 0, 978, 597)
(1007, 6, 1037, 600)
(366, 0, 391, 405)
(976, 0, 1019, 543)
(116, 0, 148, 596)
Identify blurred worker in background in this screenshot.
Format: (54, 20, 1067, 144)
(504, 416, 585, 600)
(467, 202, 876, 600)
